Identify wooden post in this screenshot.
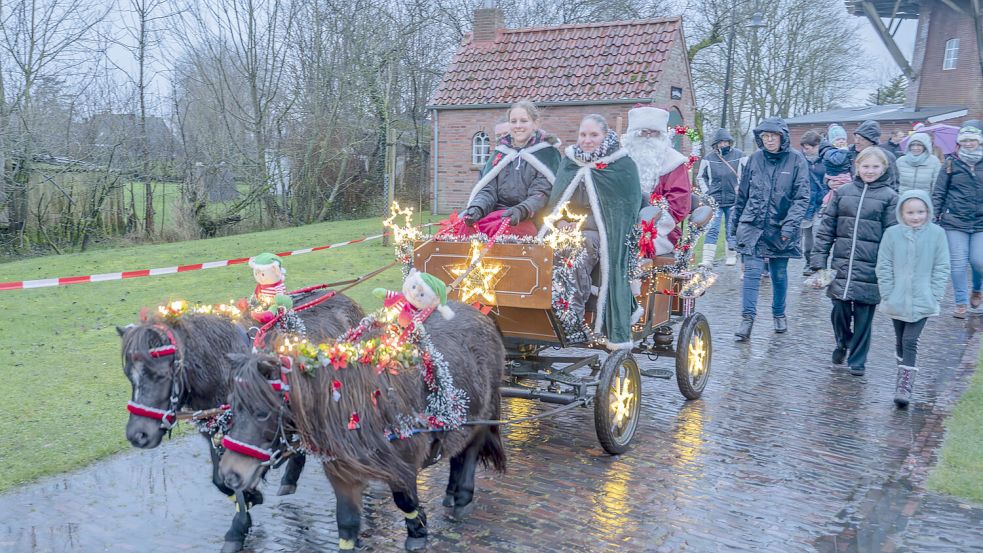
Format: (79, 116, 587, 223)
(615, 115, 624, 136)
(383, 126, 396, 246)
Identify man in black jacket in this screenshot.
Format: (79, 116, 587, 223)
(850, 120, 899, 189)
(697, 128, 744, 267)
(729, 117, 811, 341)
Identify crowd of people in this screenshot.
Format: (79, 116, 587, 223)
(456, 100, 983, 409)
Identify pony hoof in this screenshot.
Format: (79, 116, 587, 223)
(441, 493, 454, 508)
(220, 540, 244, 553)
(449, 501, 475, 522)
(405, 536, 428, 551)
(277, 484, 297, 496)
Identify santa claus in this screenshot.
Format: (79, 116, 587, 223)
(622, 106, 692, 246)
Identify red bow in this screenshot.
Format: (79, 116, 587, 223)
(649, 192, 664, 206)
(594, 162, 608, 170)
(638, 218, 658, 258)
(436, 209, 465, 237)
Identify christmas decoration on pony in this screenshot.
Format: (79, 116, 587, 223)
(373, 268, 455, 328)
(246, 252, 295, 324)
(383, 201, 423, 276)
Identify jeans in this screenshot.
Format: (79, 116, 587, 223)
(741, 255, 789, 318)
(892, 318, 928, 366)
(801, 212, 821, 263)
(831, 299, 877, 369)
(945, 230, 983, 305)
(704, 206, 735, 248)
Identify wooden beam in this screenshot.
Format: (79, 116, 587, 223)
(861, 1, 916, 78)
(974, 0, 983, 77)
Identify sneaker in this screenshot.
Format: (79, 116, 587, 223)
(832, 346, 847, 367)
(954, 305, 968, 319)
(972, 291, 982, 309)
(849, 365, 866, 376)
(774, 315, 787, 334)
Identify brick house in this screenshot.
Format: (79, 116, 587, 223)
(786, 0, 982, 146)
(427, 9, 696, 214)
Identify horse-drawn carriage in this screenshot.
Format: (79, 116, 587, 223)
(413, 219, 713, 454)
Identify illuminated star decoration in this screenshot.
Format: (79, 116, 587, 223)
(383, 201, 421, 245)
(610, 372, 635, 427)
(449, 240, 505, 304)
(688, 333, 707, 377)
(541, 202, 587, 252)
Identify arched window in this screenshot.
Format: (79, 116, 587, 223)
(472, 131, 491, 165)
(943, 38, 959, 70)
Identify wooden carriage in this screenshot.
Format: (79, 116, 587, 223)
(413, 238, 712, 455)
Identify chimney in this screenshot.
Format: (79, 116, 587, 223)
(473, 0, 503, 45)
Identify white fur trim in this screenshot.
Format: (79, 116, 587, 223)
(627, 106, 669, 134)
(466, 141, 557, 206)
(605, 340, 634, 351)
(656, 147, 688, 177)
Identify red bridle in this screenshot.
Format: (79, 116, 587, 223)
(221, 355, 294, 464)
(125, 324, 183, 430)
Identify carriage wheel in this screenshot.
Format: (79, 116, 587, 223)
(675, 312, 712, 400)
(594, 349, 641, 455)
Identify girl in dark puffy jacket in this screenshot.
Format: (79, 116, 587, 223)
(810, 147, 898, 376)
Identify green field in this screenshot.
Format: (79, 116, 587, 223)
(927, 347, 983, 503)
(0, 215, 433, 492)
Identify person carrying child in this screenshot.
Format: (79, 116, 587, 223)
(875, 189, 950, 407)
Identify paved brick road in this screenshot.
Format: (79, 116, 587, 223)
(2, 259, 981, 552)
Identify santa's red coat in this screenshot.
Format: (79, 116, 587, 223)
(651, 164, 692, 245)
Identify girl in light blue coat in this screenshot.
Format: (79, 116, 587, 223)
(876, 189, 950, 408)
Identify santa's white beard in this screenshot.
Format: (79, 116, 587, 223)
(624, 134, 671, 196)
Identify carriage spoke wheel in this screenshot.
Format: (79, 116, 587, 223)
(594, 349, 641, 455)
(675, 312, 712, 400)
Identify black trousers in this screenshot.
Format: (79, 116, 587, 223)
(831, 299, 877, 369)
(892, 317, 928, 367)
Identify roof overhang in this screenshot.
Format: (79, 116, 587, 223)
(785, 104, 969, 125)
(428, 98, 659, 111)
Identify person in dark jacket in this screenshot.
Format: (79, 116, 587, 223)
(799, 130, 828, 275)
(462, 100, 561, 236)
(728, 117, 810, 341)
(697, 128, 744, 267)
(849, 119, 899, 190)
(931, 121, 983, 318)
(810, 146, 898, 375)
(883, 130, 907, 159)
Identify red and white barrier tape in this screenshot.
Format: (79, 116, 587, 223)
(0, 225, 433, 292)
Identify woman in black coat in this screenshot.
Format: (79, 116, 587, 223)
(811, 147, 898, 375)
(728, 117, 810, 341)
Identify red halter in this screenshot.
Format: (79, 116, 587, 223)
(125, 325, 182, 430)
(221, 357, 294, 464)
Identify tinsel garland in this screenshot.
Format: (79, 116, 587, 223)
(193, 406, 233, 438)
(639, 190, 718, 280)
(295, 309, 469, 437)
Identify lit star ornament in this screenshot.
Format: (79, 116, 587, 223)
(449, 241, 504, 304)
(541, 202, 586, 252)
(610, 373, 635, 427)
(383, 201, 421, 245)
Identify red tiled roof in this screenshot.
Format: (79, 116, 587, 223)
(429, 18, 682, 107)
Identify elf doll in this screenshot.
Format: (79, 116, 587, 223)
(374, 269, 455, 328)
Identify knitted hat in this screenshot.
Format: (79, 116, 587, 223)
(627, 106, 670, 134)
(827, 124, 848, 144)
(418, 272, 455, 320)
(853, 120, 882, 145)
(957, 124, 983, 143)
(249, 252, 282, 270)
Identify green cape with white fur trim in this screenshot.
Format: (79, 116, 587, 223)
(542, 148, 641, 349)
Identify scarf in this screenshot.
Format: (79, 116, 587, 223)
(958, 146, 983, 167)
(903, 151, 931, 166)
(572, 130, 620, 163)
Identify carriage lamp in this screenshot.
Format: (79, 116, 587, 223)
(450, 241, 503, 304)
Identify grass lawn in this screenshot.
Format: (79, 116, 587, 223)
(927, 346, 983, 503)
(0, 214, 437, 492)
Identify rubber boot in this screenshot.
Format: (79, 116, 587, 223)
(734, 315, 754, 342)
(700, 244, 716, 268)
(774, 315, 787, 334)
(894, 365, 917, 408)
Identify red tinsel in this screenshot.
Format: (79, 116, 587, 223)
(650, 192, 664, 205)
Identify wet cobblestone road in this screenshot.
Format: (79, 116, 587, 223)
(2, 259, 982, 552)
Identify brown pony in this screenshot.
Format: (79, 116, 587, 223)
(219, 301, 506, 551)
(119, 290, 364, 553)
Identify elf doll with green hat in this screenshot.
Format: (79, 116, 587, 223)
(246, 252, 294, 323)
(374, 269, 455, 328)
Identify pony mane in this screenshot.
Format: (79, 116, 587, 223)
(230, 354, 287, 420)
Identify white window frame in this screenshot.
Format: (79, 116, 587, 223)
(472, 131, 491, 166)
(943, 38, 959, 70)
